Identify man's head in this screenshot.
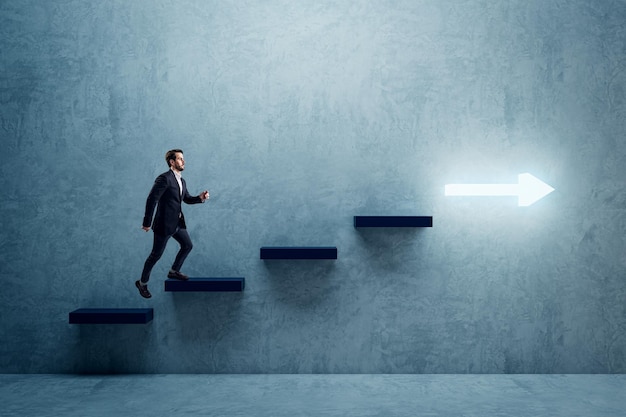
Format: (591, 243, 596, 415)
(165, 149, 185, 172)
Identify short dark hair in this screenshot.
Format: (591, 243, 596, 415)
(165, 149, 183, 167)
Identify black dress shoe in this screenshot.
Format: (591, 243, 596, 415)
(167, 270, 189, 280)
(135, 280, 152, 298)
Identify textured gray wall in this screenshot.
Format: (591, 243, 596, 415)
(1, 0, 624, 373)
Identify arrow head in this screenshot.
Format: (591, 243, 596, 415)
(517, 173, 554, 206)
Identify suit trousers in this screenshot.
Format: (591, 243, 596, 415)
(140, 224, 193, 283)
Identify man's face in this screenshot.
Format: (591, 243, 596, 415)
(171, 152, 185, 171)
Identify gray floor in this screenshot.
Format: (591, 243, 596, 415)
(1, 374, 624, 416)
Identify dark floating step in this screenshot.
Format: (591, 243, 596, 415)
(165, 277, 245, 292)
(260, 246, 338, 260)
(69, 308, 153, 324)
(354, 216, 433, 228)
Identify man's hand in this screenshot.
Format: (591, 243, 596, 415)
(142, 226, 150, 232)
(200, 190, 210, 202)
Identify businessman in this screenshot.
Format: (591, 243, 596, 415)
(136, 149, 209, 298)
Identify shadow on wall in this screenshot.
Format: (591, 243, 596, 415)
(262, 260, 337, 308)
(170, 292, 246, 344)
(355, 228, 428, 270)
(73, 324, 155, 374)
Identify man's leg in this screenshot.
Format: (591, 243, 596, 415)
(170, 227, 193, 273)
(140, 232, 171, 284)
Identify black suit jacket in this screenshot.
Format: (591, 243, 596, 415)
(143, 170, 203, 236)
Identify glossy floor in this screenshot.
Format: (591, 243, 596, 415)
(1, 374, 624, 416)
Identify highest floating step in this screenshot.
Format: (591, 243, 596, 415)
(354, 216, 433, 228)
(69, 308, 153, 324)
(165, 277, 245, 292)
(260, 247, 338, 260)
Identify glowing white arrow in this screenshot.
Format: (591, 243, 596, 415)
(445, 173, 555, 206)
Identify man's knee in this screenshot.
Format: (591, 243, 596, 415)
(148, 247, 166, 261)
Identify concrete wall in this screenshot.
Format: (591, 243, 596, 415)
(1, 0, 624, 373)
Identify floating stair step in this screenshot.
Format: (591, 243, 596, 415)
(354, 216, 433, 228)
(69, 308, 153, 324)
(260, 246, 338, 260)
(165, 277, 245, 292)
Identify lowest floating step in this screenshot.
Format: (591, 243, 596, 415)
(354, 216, 433, 228)
(165, 277, 245, 292)
(69, 308, 153, 324)
(260, 247, 338, 260)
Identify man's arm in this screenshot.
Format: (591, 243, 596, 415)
(182, 185, 209, 204)
(142, 174, 168, 229)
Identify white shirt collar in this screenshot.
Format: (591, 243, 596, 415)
(170, 167, 182, 179)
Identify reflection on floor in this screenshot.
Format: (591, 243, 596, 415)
(1, 374, 624, 417)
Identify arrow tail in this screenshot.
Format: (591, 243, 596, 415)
(444, 183, 518, 197)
